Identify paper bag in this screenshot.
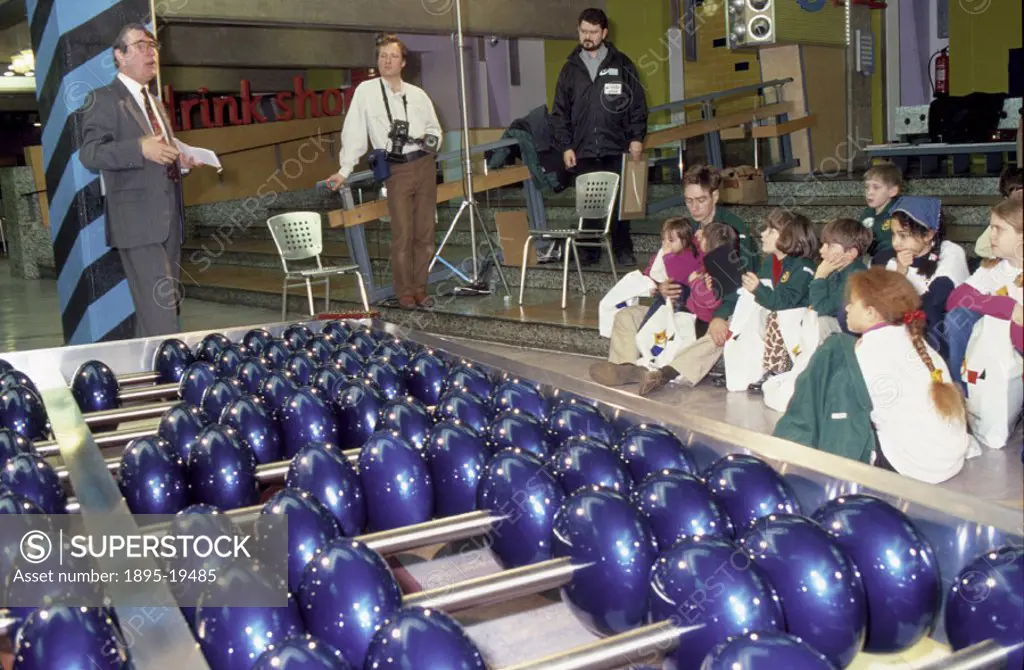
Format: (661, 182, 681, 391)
(763, 311, 840, 412)
(598, 270, 656, 338)
(495, 210, 536, 268)
(963, 316, 1024, 450)
(723, 289, 768, 392)
(634, 302, 698, 370)
(618, 154, 649, 220)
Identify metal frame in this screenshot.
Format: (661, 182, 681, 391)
(1, 316, 1020, 665)
(0, 214, 6, 255)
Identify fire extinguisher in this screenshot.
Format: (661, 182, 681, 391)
(934, 47, 949, 95)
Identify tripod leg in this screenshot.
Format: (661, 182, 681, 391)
(429, 200, 469, 274)
(470, 201, 511, 295)
(561, 238, 571, 310)
(519, 236, 532, 305)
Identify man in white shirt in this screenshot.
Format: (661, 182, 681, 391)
(326, 35, 443, 310)
(80, 24, 202, 337)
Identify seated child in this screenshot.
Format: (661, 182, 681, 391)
(885, 195, 970, 362)
(735, 210, 817, 393)
(760, 218, 871, 412)
(973, 166, 1022, 262)
(774, 267, 970, 484)
(682, 164, 759, 274)
(810, 218, 872, 333)
(943, 192, 1023, 450)
(592, 218, 701, 387)
(860, 163, 904, 266)
(598, 217, 700, 338)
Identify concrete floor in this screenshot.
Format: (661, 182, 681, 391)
(2, 260, 1021, 509)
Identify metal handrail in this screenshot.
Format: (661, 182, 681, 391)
(650, 77, 793, 113)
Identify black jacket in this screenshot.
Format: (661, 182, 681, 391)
(551, 41, 648, 160)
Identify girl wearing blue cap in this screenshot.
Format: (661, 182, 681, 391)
(885, 195, 970, 361)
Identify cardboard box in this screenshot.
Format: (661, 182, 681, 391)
(495, 210, 536, 268)
(720, 166, 768, 204)
(618, 153, 649, 220)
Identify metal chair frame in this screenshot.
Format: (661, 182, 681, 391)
(266, 211, 369, 319)
(518, 171, 620, 309)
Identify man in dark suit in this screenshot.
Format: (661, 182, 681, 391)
(80, 23, 200, 338)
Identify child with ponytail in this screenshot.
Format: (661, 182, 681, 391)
(774, 267, 969, 484)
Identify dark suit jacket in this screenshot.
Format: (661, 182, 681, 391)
(79, 77, 183, 249)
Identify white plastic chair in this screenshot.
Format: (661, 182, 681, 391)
(518, 171, 620, 309)
(267, 211, 369, 319)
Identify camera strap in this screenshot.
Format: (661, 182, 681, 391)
(379, 78, 409, 124)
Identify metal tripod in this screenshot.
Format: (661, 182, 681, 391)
(426, 0, 510, 297)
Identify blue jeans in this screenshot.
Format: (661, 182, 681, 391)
(944, 307, 983, 392)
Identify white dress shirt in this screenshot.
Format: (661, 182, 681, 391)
(856, 325, 969, 484)
(117, 72, 170, 141)
(337, 77, 442, 179)
(884, 240, 969, 296)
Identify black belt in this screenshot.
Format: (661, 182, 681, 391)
(387, 150, 429, 164)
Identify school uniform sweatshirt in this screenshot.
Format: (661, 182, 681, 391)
(808, 258, 867, 318)
(946, 259, 1024, 354)
(860, 199, 897, 262)
(752, 255, 815, 311)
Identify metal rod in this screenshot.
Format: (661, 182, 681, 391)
(359, 510, 500, 554)
(917, 640, 1018, 670)
(402, 556, 576, 612)
(118, 371, 160, 386)
(499, 620, 688, 670)
(83, 401, 179, 427)
(117, 382, 178, 403)
(453, 0, 478, 281)
(35, 421, 162, 457)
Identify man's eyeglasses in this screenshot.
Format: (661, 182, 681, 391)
(685, 196, 710, 207)
(128, 40, 160, 52)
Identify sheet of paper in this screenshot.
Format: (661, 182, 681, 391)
(173, 139, 223, 173)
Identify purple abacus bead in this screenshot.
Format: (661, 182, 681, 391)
(158, 402, 208, 462)
(195, 567, 305, 670)
(321, 320, 352, 343)
(372, 339, 411, 372)
(476, 450, 564, 569)
(13, 607, 131, 670)
(282, 324, 312, 350)
(187, 425, 260, 510)
(235, 358, 271, 395)
(631, 470, 734, 550)
(363, 356, 407, 401)
(547, 399, 617, 447)
(445, 364, 494, 401)
(241, 328, 274, 357)
(434, 388, 489, 434)
(0, 386, 49, 441)
(702, 453, 802, 530)
(0, 453, 66, 513)
(739, 514, 868, 668)
(284, 351, 317, 386)
(216, 344, 247, 377)
(364, 607, 486, 670)
(550, 435, 633, 496)
(648, 535, 785, 664)
(489, 379, 549, 421)
(70, 360, 121, 413)
(378, 396, 432, 451)
(252, 635, 352, 670)
(153, 338, 195, 384)
(200, 378, 245, 423)
(279, 387, 340, 457)
(259, 370, 299, 418)
(945, 545, 1023, 669)
(701, 632, 837, 670)
(551, 488, 658, 636)
(258, 488, 341, 594)
(813, 495, 941, 653)
(345, 328, 378, 358)
(297, 538, 402, 667)
(615, 423, 696, 482)
(403, 351, 448, 406)
(424, 420, 489, 518)
(485, 409, 553, 459)
(331, 346, 366, 376)
(286, 441, 366, 536)
(118, 436, 189, 514)
(220, 395, 284, 464)
(0, 427, 33, 468)
(195, 332, 232, 363)
(357, 431, 433, 531)
(178, 361, 218, 408)
(305, 335, 335, 366)
(261, 339, 291, 370)
(331, 378, 384, 450)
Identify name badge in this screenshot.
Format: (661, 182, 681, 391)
(604, 82, 623, 96)
(599, 67, 619, 76)
(830, 412, 848, 420)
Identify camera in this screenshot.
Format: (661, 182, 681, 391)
(420, 133, 440, 153)
(387, 119, 411, 161)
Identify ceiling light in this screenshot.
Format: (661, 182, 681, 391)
(9, 49, 35, 75)
(33, 121, 41, 127)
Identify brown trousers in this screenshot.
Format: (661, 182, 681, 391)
(385, 155, 438, 299)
